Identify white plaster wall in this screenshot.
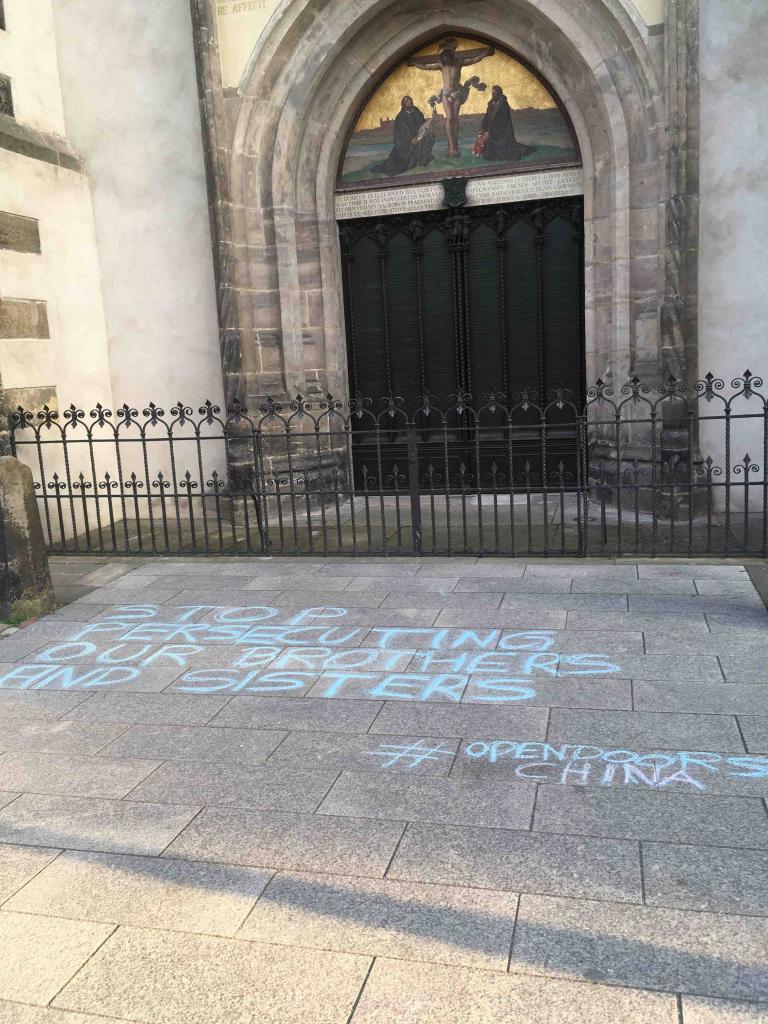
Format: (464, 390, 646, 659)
(632, 0, 663, 27)
(52, 0, 223, 412)
(0, 0, 67, 135)
(0, 151, 112, 406)
(698, 0, 768, 487)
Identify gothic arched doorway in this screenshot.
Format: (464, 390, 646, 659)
(335, 36, 585, 490)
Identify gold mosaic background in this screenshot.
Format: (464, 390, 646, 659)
(354, 37, 556, 132)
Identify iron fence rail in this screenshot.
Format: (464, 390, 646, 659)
(8, 371, 768, 558)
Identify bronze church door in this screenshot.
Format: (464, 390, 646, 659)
(338, 195, 585, 491)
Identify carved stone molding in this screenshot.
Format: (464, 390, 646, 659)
(661, 0, 700, 389)
(188, 0, 697, 418)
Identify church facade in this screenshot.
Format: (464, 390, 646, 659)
(0, 0, 765, 450)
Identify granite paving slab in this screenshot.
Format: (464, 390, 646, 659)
(719, 654, 768, 682)
(694, 581, 764, 596)
(453, 576, 574, 593)
(264, 731, 460, 775)
(53, 925, 370, 1024)
(707, 614, 768, 632)
(140, 573, 283, 591)
(128, 761, 337, 813)
(4, 621, 86, 643)
(565, 611, 709, 630)
(299, 608, 441, 627)
(510, 894, 768, 1000)
(320, 563, 421, 576)
(571, 578, 698, 594)
(571, 654, 723, 680)
(76, 562, 138, 586)
(0, 639, 48, 661)
(72, 585, 181, 604)
(643, 843, 768, 916)
(0, 794, 198, 855)
(0, 691, 89, 721)
(370, 702, 549, 739)
(0, 910, 114, 1006)
(499, 594, 628, 610)
(629, 595, 766, 613)
(318, 771, 535, 829)
(4, 850, 272, 935)
(643, 632, 768, 655)
(738, 717, 768, 753)
(523, 565, 640, 578)
(59, 691, 229, 725)
(456, 675, 633, 709)
(681, 997, 768, 1022)
(634, 680, 768, 714)
(637, 565, 750, 578)
(533, 785, 768, 848)
(98, 723, 287, 764)
(245, 574, 358, 590)
(0, 721, 129, 755)
(130, 561, 223, 575)
(534, 630, 645, 654)
(388, 823, 641, 902)
(0, 843, 60, 902)
(349, 958, 677, 1023)
(433, 609, 568, 628)
(345, 576, 460, 592)
(416, 563, 525, 577)
(210, 695, 383, 732)
(0, 1000, 119, 1022)
(0, 750, 161, 799)
(238, 871, 518, 970)
(547, 709, 745, 751)
(247, 589, 388, 608)
(381, 592, 504, 609)
(163, 806, 405, 875)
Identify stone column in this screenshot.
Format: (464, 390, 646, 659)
(661, 0, 700, 388)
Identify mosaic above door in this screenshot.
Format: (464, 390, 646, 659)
(338, 36, 580, 191)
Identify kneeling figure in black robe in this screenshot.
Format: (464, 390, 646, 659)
(373, 96, 435, 177)
(481, 86, 535, 162)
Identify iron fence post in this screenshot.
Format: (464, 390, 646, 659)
(406, 418, 422, 556)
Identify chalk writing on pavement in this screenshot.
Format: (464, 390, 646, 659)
(368, 741, 456, 769)
(460, 740, 768, 791)
(0, 603, 621, 703)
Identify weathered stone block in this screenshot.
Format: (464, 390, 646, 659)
(0, 298, 50, 339)
(0, 211, 41, 254)
(0, 456, 55, 621)
(0, 73, 13, 118)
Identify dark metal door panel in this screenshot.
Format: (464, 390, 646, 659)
(339, 195, 585, 491)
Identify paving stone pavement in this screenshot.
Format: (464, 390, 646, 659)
(0, 555, 767, 1022)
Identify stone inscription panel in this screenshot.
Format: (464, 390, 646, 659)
(335, 167, 584, 219)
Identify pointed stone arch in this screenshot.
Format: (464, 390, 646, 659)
(191, 0, 689, 411)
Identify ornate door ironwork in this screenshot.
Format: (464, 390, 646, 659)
(338, 195, 585, 491)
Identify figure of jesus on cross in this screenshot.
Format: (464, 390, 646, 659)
(408, 37, 495, 158)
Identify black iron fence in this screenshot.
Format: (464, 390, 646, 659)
(8, 371, 768, 558)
